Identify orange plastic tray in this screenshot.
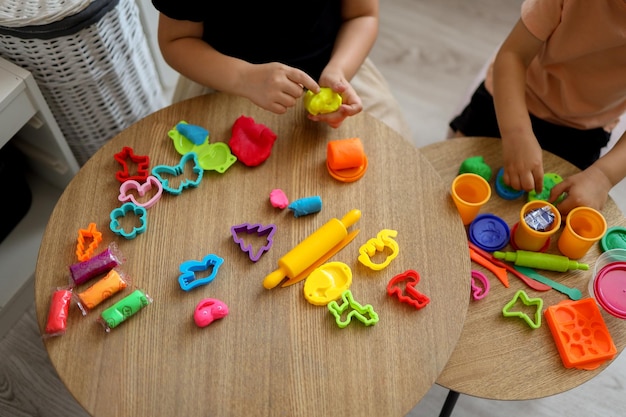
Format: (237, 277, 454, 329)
(544, 297, 617, 370)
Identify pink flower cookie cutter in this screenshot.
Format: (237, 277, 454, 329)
(75, 222, 103, 262)
(114, 146, 150, 183)
(386, 269, 430, 309)
(231, 223, 277, 262)
(118, 175, 163, 209)
(194, 298, 229, 328)
(470, 270, 490, 300)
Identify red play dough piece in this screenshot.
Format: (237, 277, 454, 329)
(228, 115, 277, 166)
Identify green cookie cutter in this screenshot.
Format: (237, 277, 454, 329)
(327, 290, 379, 328)
(502, 289, 543, 329)
(168, 121, 237, 173)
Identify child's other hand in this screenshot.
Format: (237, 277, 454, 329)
(243, 63, 319, 114)
(502, 134, 544, 194)
(551, 166, 611, 216)
(307, 74, 363, 129)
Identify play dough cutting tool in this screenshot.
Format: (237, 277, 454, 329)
(263, 209, 361, 289)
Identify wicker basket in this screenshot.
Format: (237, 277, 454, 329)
(0, 0, 166, 164)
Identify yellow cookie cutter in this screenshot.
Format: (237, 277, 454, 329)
(357, 229, 399, 271)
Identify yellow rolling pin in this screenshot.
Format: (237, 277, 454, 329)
(263, 209, 361, 289)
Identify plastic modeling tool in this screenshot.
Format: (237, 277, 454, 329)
(230, 223, 276, 262)
(114, 146, 150, 183)
(263, 209, 361, 289)
(513, 266, 583, 300)
(178, 254, 224, 291)
(118, 175, 163, 209)
(494, 250, 589, 272)
(281, 229, 360, 288)
(469, 246, 509, 287)
(502, 290, 543, 329)
(303, 262, 353, 306)
(470, 270, 490, 300)
(75, 222, 102, 262)
(467, 242, 550, 291)
(327, 290, 379, 328)
(358, 229, 399, 271)
(109, 202, 148, 239)
(151, 152, 203, 195)
(545, 298, 617, 370)
(386, 270, 430, 309)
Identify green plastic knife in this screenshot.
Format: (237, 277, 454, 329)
(513, 265, 583, 300)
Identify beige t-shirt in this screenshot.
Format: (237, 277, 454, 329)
(486, 0, 626, 131)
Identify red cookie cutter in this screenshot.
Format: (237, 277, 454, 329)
(114, 146, 150, 183)
(387, 270, 430, 309)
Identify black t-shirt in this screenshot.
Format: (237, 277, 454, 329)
(151, 0, 342, 81)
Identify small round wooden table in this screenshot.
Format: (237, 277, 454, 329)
(421, 137, 626, 408)
(35, 93, 471, 417)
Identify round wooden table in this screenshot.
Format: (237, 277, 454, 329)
(35, 93, 470, 417)
(422, 137, 626, 401)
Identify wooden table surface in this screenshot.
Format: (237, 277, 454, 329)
(34, 93, 471, 417)
(422, 137, 626, 400)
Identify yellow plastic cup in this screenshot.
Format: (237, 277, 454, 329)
(558, 206, 607, 260)
(451, 173, 491, 226)
(513, 201, 561, 251)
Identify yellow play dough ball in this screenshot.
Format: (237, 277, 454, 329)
(304, 88, 342, 115)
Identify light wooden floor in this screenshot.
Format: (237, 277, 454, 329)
(1, 0, 625, 416)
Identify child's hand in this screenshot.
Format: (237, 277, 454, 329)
(242, 63, 319, 114)
(502, 133, 544, 194)
(308, 73, 363, 128)
(551, 166, 612, 216)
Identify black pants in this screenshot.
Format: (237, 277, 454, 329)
(449, 82, 611, 170)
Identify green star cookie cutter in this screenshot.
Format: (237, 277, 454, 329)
(327, 290, 379, 328)
(502, 289, 543, 329)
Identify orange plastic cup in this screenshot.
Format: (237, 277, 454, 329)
(513, 201, 561, 251)
(558, 206, 607, 259)
(450, 173, 491, 225)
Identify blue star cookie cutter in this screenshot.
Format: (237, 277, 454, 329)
(231, 223, 277, 262)
(109, 202, 148, 239)
(152, 152, 203, 195)
(327, 290, 379, 328)
(178, 254, 224, 291)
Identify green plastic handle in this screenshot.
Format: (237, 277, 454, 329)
(513, 266, 583, 300)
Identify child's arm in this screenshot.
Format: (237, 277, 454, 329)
(308, 0, 379, 128)
(492, 19, 544, 193)
(156, 14, 319, 114)
(551, 131, 626, 215)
